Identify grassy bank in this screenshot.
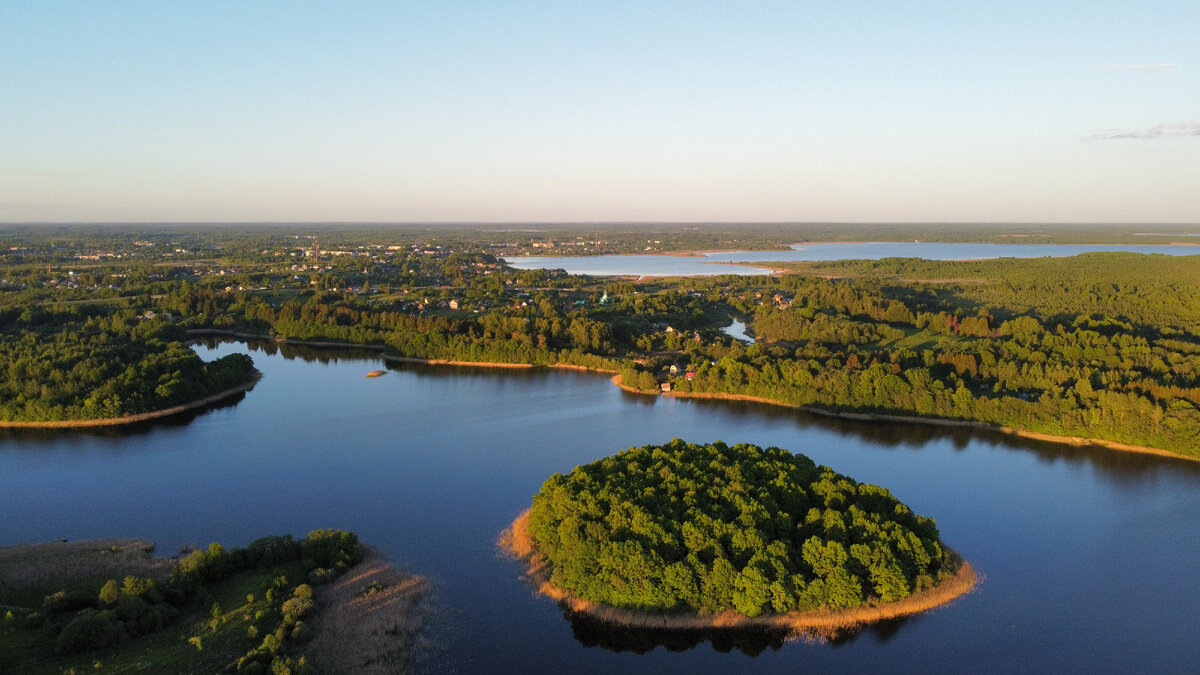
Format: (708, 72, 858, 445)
(0, 536, 431, 674)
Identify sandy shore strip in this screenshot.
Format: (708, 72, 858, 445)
(500, 510, 977, 635)
(384, 356, 534, 368)
(653, 385, 1198, 463)
(0, 375, 260, 429)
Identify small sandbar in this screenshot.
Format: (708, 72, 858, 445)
(500, 510, 977, 637)
(366, 370, 387, 378)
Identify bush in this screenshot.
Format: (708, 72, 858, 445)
(42, 590, 95, 615)
(290, 621, 314, 644)
(55, 609, 122, 654)
(280, 597, 314, 620)
(307, 567, 335, 585)
(98, 580, 120, 606)
(301, 529, 362, 569)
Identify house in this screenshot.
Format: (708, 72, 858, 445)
(448, 300, 459, 310)
(660, 382, 672, 392)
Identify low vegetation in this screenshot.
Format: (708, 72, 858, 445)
(0, 531, 430, 674)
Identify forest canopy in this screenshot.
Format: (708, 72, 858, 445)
(526, 440, 959, 617)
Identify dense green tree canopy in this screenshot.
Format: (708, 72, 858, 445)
(527, 440, 956, 617)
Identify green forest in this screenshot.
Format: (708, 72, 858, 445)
(2, 225, 1198, 459)
(0, 305, 256, 423)
(526, 440, 957, 616)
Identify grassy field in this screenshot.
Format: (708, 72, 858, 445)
(0, 540, 171, 610)
(1, 550, 307, 673)
(1, 539, 432, 674)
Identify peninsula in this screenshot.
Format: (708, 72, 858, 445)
(0, 531, 432, 674)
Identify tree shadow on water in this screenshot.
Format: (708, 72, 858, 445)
(564, 610, 913, 656)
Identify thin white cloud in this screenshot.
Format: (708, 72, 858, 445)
(1102, 63, 1181, 74)
(1083, 121, 1200, 140)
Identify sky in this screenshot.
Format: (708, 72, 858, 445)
(1, 1, 1197, 224)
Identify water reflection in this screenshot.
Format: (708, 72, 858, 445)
(565, 609, 913, 655)
(566, 612, 792, 656)
(676, 396, 1200, 480)
(196, 337, 385, 363)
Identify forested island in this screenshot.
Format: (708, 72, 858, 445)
(0, 531, 433, 674)
(508, 440, 975, 632)
(2, 224, 1199, 459)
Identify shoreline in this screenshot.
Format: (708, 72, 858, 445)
(187, 329, 386, 351)
(384, 355, 535, 368)
(500, 510, 978, 634)
(154, 332, 1200, 462)
(0, 374, 260, 429)
(652, 384, 1199, 463)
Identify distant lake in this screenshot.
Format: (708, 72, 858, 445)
(505, 242, 1200, 276)
(4, 342, 1200, 672)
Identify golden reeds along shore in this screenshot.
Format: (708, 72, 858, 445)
(501, 510, 977, 637)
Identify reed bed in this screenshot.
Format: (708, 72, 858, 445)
(301, 549, 436, 674)
(0, 539, 171, 604)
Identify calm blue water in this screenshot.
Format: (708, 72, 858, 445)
(504, 254, 772, 277)
(505, 242, 1200, 276)
(3, 342, 1200, 673)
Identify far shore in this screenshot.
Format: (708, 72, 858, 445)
(384, 355, 534, 369)
(648, 382, 1199, 464)
(0, 374, 260, 430)
(187, 329, 386, 351)
(98, 330, 1199, 462)
(500, 510, 978, 635)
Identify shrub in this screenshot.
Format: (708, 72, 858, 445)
(98, 580, 120, 606)
(306, 567, 335, 585)
(357, 581, 388, 597)
(301, 529, 362, 569)
(42, 590, 95, 615)
(290, 621, 314, 644)
(280, 596, 314, 620)
(55, 609, 122, 654)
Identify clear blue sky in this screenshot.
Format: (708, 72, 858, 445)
(1, 1, 1197, 223)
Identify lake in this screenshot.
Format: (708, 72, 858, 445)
(3, 342, 1200, 673)
(505, 242, 1200, 276)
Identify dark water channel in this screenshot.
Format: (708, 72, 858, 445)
(3, 342, 1200, 673)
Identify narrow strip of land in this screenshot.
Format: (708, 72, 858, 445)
(0, 375, 260, 429)
(653, 384, 1200, 463)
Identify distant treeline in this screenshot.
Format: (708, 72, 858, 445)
(3, 226, 1198, 457)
